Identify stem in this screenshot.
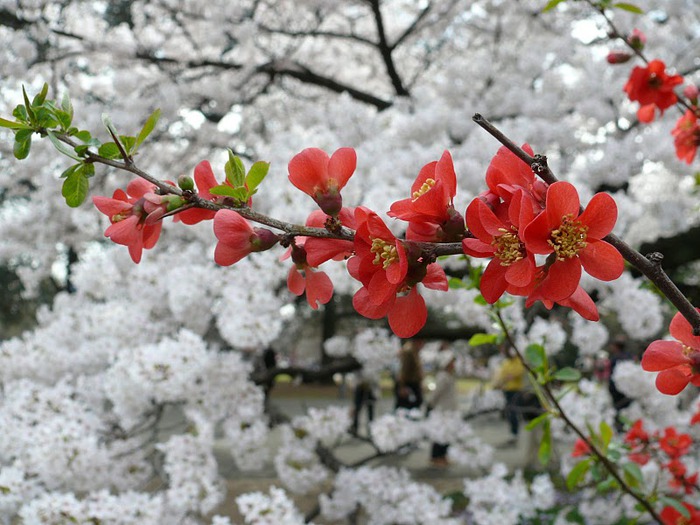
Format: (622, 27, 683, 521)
(495, 312, 664, 524)
(472, 114, 700, 335)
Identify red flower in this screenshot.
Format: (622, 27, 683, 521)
(93, 178, 164, 263)
(484, 143, 547, 206)
(607, 51, 632, 65)
(388, 151, 465, 241)
(659, 427, 692, 459)
(462, 191, 536, 303)
(285, 243, 333, 310)
(661, 503, 700, 525)
(571, 438, 591, 457)
(525, 284, 600, 322)
(348, 207, 447, 338)
(213, 209, 278, 266)
(672, 110, 700, 164)
(625, 420, 651, 465)
(522, 181, 624, 302)
(667, 459, 698, 494)
(302, 208, 356, 267)
(288, 147, 356, 216)
(624, 59, 683, 122)
(641, 309, 700, 395)
(176, 160, 219, 224)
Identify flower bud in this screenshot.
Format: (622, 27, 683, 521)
(606, 51, 632, 64)
(627, 29, 646, 51)
(683, 84, 699, 104)
(178, 175, 195, 191)
(251, 228, 279, 252)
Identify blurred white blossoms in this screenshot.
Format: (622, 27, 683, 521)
(237, 486, 310, 525)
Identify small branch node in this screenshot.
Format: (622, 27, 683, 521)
(646, 252, 664, 265)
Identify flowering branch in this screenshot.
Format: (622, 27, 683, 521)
(472, 113, 700, 335)
(494, 311, 665, 524)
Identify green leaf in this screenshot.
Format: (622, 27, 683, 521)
(538, 419, 551, 465)
(525, 343, 547, 371)
(32, 82, 49, 106)
(468, 333, 498, 346)
(525, 412, 550, 431)
(612, 2, 643, 13)
(543, 0, 567, 12)
(209, 185, 248, 202)
(74, 130, 92, 142)
(12, 105, 28, 122)
(47, 130, 82, 161)
(599, 421, 613, 452)
(473, 294, 488, 306)
(621, 462, 644, 488)
(133, 108, 161, 153)
(566, 458, 592, 491)
(98, 142, 122, 159)
(659, 497, 691, 519)
(60, 164, 80, 179)
(448, 277, 466, 289)
(553, 367, 581, 382)
(225, 150, 246, 187)
(119, 135, 136, 153)
(33, 107, 59, 129)
(246, 161, 270, 192)
(13, 134, 31, 160)
(0, 117, 31, 130)
(22, 85, 36, 123)
(62, 168, 90, 207)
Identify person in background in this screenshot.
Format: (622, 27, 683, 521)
(426, 349, 458, 467)
(493, 346, 526, 445)
(394, 340, 424, 411)
(350, 373, 378, 436)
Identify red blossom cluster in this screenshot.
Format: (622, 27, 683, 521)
(609, 29, 700, 164)
(463, 145, 623, 321)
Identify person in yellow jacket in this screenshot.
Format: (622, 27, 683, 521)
(493, 348, 526, 444)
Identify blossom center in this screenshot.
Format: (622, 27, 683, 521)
(548, 215, 588, 260)
(492, 228, 524, 266)
(370, 238, 398, 269)
(412, 178, 436, 201)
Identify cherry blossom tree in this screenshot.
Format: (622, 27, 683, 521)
(1, 0, 700, 523)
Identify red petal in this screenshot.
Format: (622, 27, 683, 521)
(288, 148, 329, 195)
(480, 259, 508, 304)
(388, 288, 427, 338)
(579, 240, 624, 281)
(462, 237, 495, 258)
(194, 160, 218, 197)
(546, 182, 580, 225)
(213, 209, 253, 244)
(105, 216, 140, 246)
(214, 242, 251, 266)
(505, 256, 535, 287)
(656, 368, 691, 395)
(127, 178, 155, 199)
(287, 266, 305, 296)
(559, 287, 599, 321)
(522, 211, 553, 255)
(328, 147, 356, 191)
(422, 263, 448, 291)
(305, 269, 334, 309)
(93, 196, 131, 217)
(367, 271, 398, 305)
(641, 341, 689, 371)
(578, 192, 617, 239)
(637, 104, 656, 123)
(538, 257, 581, 302)
(353, 286, 392, 319)
(142, 222, 162, 249)
(127, 241, 144, 264)
(304, 238, 354, 266)
(669, 310, 700, 349)
(435, 150, 457, 198)
(410, 161, 437, 195)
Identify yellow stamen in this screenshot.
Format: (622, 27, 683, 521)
(371, 238, 399, 269)
(548, 215, 588, 260)
(492, 227, 525, 266)
(412, 178, 436, 201)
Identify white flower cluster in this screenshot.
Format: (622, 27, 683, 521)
(601, 273, 665, 340)
(351, 328, 401, 378)
(272, 425, 329, 495)
(292, 405, 351, 444)
(236, 486, 310, 525)
(569, 312, 609, 357)
(423, 411, 495, 469)
(550, 379, 615, 442)
(320, 466, 458, 525)
(323, 334, 351, 358)
(463, 463, 555, 525)
(369, 410, 424, 453)
(520, 317, 568, 356)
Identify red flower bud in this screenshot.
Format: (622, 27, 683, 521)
(627, 28, 646, 51)
(606, 51, 632, 64)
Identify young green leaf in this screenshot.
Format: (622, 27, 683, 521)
(47, 130, 82, 161)
(98, 142, 123, 160)
(543, 0, 567, 12)
(553, 367, 582, 382)
(468, 333, 498, 346)
(659, 497, 691, 519)
(0, 117, 31, 130)
(525, 343, 547, 371)
(566, 458, 592, 491)
(621, 462, 644, 488)
(32, 82, 49, 106)
(133, 108, 161, 153)
(60, 164, 81, 179)
(62, 168, 90, 207)
(12, 104, 28, 123)
(225, 150, 246, 187)
(22, 86, 36, 124)
(612, 2, 643, 13)
(13, 134, 31, 160)
(538, 419, 552, 465)
(599, 421, 613, 452)
(246, 161, 270, 192)
(525, 411, 550, 431)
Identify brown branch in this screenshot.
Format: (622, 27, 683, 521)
(472, 113, 700, 335)
(495, 312, 664, 525)
(368, 0, 410, 96)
